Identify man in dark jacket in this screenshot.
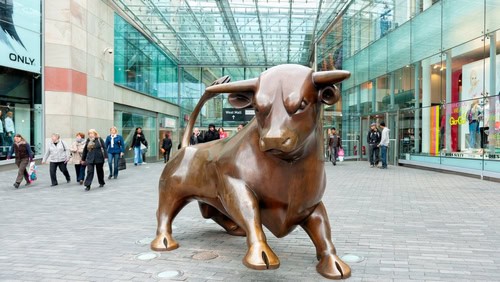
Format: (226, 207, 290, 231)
(161, 132, 173, 163)
(201, 124, 220, 143)
(328, 127, 342, 166)
(367, 123, 381, 168)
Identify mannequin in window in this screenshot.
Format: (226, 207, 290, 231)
(467, 99, 482, 150)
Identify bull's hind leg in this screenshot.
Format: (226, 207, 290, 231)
(300, 202, 351, 279)
(151, 187, 188, 251)
(198, 202, 246, 236)
(220, 177, 279, 270)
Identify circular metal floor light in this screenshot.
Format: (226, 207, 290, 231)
(156, 270, 184, 279)
(135, 252, 160, 261)
(341, 254, 365, 263)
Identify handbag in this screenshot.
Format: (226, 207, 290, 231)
(140, 143, 147, 153)
(27, 161, 37, 181)
(118, 157, 127, 170)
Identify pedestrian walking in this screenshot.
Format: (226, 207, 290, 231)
(42, 133, 71, 186)
(81, 129, 107, 191)
(328, 127, 342, 166)
(69, 132, 86, 185)
(7, 134, 33, 188)
(378, 122, 390, 169)
(367, 123, 381, 168)
(105, 126, 125, 179)
(130, 127, 147, 166)
(161, 132, 172, 163)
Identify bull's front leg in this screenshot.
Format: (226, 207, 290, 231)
(221, 176, 280, 270)
(301, 202, 351, 279)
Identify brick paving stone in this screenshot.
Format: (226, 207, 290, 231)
(1, 160, 500, 281)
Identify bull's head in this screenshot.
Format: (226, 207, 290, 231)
(206, 64, 350, 161)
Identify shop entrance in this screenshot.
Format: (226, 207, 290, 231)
(360, 111, 399, 166)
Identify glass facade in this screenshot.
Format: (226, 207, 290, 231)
(114, 14, 178, 104)
(317, 0, 500, 175)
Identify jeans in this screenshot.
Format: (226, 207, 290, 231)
(380, 145, 388, 168)
(108, 152, 120, 177)
(74, 164, 86, 182)
(368, 144, 379, 165)
(330, 146, 338, 164)
(49, 161, 71, 185)
(134, 146, 142, 164)
(469, 121, 479, 149)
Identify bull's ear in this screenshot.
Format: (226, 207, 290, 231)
(319, 85, 341, 105)
(228, 92, 254, 109)
(206, 78, 257, 109)
(312, 70, 351, 87)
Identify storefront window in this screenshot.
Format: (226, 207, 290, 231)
(0, 67, 42, 161)
(114, 106, 157, 162)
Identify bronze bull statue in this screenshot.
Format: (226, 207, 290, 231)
(151, 64, 351, 279)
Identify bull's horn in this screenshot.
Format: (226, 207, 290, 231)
(312, 70, 351, 88)
(205, 78, 258, 93)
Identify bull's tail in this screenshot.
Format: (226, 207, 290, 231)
(180, 76, 231, 148)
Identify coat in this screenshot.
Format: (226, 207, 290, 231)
(42, 140, 70, 163)
(105, 134, 125, 154)
(8, 141, 33, 160)
(162, 137, 172, 152)
(82, 137, 107, 164)
(132, 133, 146, 148)
(69, 139, 86, 165)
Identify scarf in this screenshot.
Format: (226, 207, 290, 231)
(110, 134, 116, 148)
(87, 137, 96, 151)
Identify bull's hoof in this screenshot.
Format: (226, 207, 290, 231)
(150, 234, 179, 251)
(316, 254, 351, 280)
(242, 242, 280, 270)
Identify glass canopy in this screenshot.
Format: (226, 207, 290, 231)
(111, 0, 352, 67)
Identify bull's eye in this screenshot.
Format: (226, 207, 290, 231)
(297, 100, 308, 112)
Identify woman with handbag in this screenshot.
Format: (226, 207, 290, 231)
(105, 126, 125, 179)
(7, 134, 34, 188)
(130, 127, 147, 166)
(81, 129, 107, 191)
(69, 132, 86, 185)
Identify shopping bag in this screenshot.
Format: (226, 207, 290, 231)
(27, 161, 37, 181)
(338, 148, 345, 162)
(118, 157, 127, 171)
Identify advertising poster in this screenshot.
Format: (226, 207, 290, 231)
(0, 0, 41, 74)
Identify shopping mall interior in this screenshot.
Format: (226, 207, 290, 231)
(0, 0, 499, 179)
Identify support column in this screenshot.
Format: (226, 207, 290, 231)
(414, 61, 421, 153)
(422, 58, 432, 154)
(445, 50, 452, 152)
(488, 32, 497, 153)
(371, 79, 377, 113)
(390, 72, 395, 109)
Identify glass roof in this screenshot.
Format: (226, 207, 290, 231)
(111, 0, 351, 67)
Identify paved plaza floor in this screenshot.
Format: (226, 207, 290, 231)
(1, 160, 500, 281)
